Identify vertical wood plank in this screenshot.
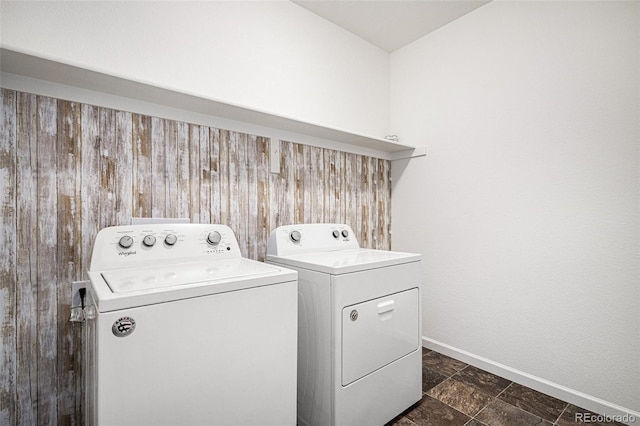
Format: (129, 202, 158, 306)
(256, 137, 270, 261)
(0, 88, 17, 426)
(337, 151, 346, 225)
(15, 91, 38, 425)
(268, 140, 281, 231)
(322, 147, 332, 223)
(115, 111, 133, 225)
(218, 130, 235, 226)
(228, 132, 241, 251)
(76, 103, 100, 425)
(326, 149, 343, 224)
(132, 114, 152, 218)
(344, 152, 358, 230)
(359, 156, 371, 248)
(80, 105, 101, 274)
(187, 124, 201, 224)
(246, 135, 259, 260)
(309, 146, 324, 224)
(279, 141, 295, 227)
(206, 127, 217, 224)
(354, 155, 363, 243)
(293, 142, 305, 224)
(99, 108, 116, 228)
(36, 95, 58, 425)
(218, 130, 230, 226)
(165, 120, 178, 218)
(237, 133, 249, 257)
(151, 117, 166, 218)
(56, 99, 82, 423)
(369, 157, 379, 249)
(378, 159, 391, 250)
(176, 122, 190, 220)
(301, 144, 313, 224)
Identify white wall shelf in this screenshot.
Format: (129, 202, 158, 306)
(0, 48, 425, 161)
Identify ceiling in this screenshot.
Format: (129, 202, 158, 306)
(292, 0, 491, 52)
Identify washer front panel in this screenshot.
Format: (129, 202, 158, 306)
(92, 278, 298, 425)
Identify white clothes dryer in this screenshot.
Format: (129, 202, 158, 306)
(266, 223, 422, 426)
(85, 224, 297, 426)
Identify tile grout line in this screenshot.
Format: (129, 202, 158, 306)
(402, 415, 420, 426)
(422, 353, 475, 424)
(495, 381, 514, 400)
(430, 362, 489, 425)
(496, 383, 549, 424)
(469, 397, 494, 426)
(441, 359, 504, 426)
(496, 382, 570, 425)
(468, 383, 509, 426)
(553, 404, 570, 426)
(467, 380, 513, 426)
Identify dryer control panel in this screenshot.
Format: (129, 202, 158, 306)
(267, 224, 360, 256)
(89, 224, 242, 271)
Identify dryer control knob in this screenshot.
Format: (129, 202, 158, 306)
(290, 230, 302, 243)
(341, 229, 349, 238)
(207, 231, 222, 245)
(164, 234, 177, 246)
(332, 230, 340, 239)
(118, 235, 134, 249)
(142, 235, 156, 247)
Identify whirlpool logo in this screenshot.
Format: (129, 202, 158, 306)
(112, 317, 136, 337)
(350, 310, 358, 321)
(118, 251, 137, 257)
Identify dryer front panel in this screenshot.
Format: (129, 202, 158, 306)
(341, 288, 419, 386)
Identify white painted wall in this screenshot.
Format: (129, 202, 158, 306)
(0, 0, 389, 138)
(391, 0, 639, 417)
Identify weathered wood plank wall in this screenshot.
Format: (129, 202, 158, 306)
(0, 88, 392, 425)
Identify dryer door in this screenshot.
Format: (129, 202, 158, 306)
(341, 288, 419, 386)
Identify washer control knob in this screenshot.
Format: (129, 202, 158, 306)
(207, 231, 222, 245)
(164, 234, 177, 246)
(142, 235, 156, 247)
(118, 235, 134, 249)
(332, 230, 340, 239)
(341, 229, 349, 238)
(290, 230, 302, 243)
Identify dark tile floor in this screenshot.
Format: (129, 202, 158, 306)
(387, 348, 626, 426)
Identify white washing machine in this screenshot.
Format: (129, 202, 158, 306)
(85, 224, 297, 426)
(266, 223, 422, 426)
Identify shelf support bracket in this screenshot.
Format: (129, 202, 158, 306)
(389, 146, 427, 161)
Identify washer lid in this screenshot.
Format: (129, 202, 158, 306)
(88, 258, 297, 312)
(266, 248, 420, 275)
(102, 258, 280, 293)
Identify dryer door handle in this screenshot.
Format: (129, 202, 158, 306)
(377, 300, 395, 314)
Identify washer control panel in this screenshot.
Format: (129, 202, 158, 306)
(267, 223, 360, 256)
(89, 224, 241, 271)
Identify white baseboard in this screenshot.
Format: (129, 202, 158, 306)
(422, 337, 639, 425)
